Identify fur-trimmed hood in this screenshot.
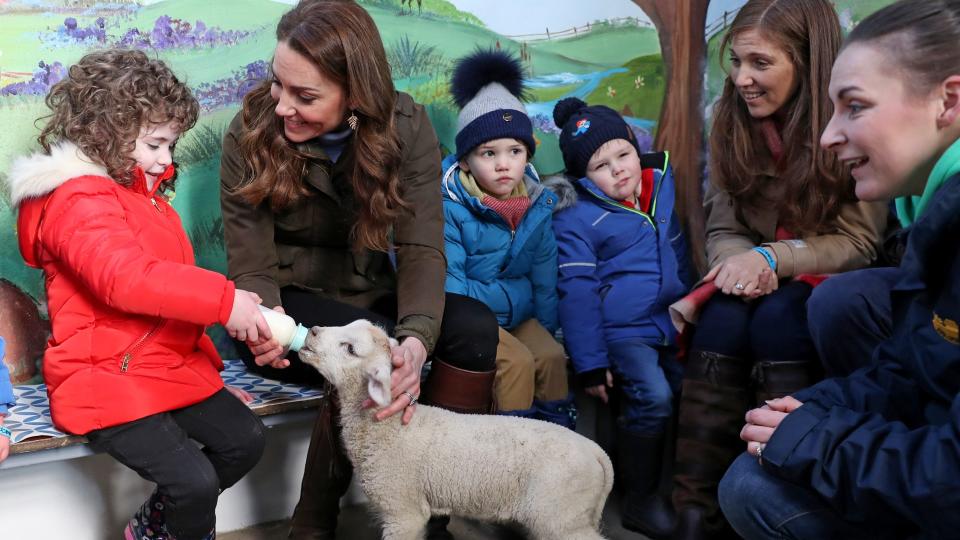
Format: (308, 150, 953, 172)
(541, 175, 579, 212)
(6, 141, 109, 206)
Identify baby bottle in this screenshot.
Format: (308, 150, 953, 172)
(258, 305, 309, 352)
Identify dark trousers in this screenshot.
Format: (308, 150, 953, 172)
(691, 281, 816, 361)
(807, 267, 899, 376)
(238, 288, 498, 384)
(86, 389, 266, 539)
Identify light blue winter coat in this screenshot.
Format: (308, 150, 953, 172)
(441, 155, 559, 332)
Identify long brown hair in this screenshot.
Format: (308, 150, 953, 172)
(237, 0, 405, 252)
(710, 0, 848, 234)
(38, 49, 198, 190)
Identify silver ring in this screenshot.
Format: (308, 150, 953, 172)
(757, 443, 765, 464)
(735, 282, 745, 290)
(402, 390, 417, 407)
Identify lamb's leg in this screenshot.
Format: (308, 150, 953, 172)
(380, 517, 429, 540)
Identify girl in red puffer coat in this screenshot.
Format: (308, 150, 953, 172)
(7, 49, 269, 540)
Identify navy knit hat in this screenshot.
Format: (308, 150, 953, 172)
(553, 97, 638, 179)
(451, 50, 535, 160)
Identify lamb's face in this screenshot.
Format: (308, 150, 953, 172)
(298, 319, 396, 406)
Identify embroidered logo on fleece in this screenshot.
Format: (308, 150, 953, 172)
(573, 119, 590, 137)
(933, 313, 959, 344)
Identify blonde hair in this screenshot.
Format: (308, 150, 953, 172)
(38, 49, 199, 189)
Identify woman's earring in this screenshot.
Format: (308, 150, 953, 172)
(347, 111, 359, 131)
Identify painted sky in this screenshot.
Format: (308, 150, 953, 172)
(707, 0, 748, 24)
(447, 0, 649, 36)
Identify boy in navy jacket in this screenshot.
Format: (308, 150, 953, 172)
(548, 97, 691, 535)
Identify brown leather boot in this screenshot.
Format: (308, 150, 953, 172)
(420, 358, 496, 414)
(753, 359, 814, 405)
(672, 350, 751, 540)
(289, 392, 353, 540)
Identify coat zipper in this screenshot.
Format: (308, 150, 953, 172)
(120, 320, 165, 372)
(151, 197, 163, 213)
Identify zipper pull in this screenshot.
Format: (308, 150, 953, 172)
(120, 353, 131, 372)
(151, 198, 163, 213)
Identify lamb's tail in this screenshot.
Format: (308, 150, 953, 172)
(593, 444, 615, 528)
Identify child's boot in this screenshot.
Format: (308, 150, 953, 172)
(618, 427, 675, 540)
(533, 392, 578, 430)
(124, 489, 171, 540)
(498, 406, 538, 418)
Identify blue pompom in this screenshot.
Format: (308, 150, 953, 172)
(450, 49, 526, 108)
(553, 97, 587, 129)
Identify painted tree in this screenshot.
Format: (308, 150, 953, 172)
(632, 0, 710, 273)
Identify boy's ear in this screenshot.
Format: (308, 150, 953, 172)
(458, 158, 470, 172)
(937, 75, 960, 129)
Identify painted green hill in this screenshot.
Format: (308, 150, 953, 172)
(528, 24, 660, 69)
(585, 54, 665, 131)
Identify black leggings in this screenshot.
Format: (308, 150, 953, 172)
(238, 288, 498, 385)
(86, 389, 266, 539)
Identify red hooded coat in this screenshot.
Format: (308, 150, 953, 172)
(9, 142, 234, 435)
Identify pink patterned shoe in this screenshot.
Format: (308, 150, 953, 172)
(123, 490, 172, 539)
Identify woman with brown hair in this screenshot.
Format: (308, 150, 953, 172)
(219, 1, 498, 537)
(667, 1, 889, 539)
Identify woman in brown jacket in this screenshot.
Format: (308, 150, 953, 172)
(219, 2, 498, 538)
(667, 2, 889, 539)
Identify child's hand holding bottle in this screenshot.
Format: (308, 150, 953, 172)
(226, 289, 271, 343)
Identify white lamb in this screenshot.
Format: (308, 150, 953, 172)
(297, 319, 614, 540)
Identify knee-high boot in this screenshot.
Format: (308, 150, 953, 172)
(420, 358, 496, 414)
(672, 350, 752, 540)
(289, 391, 353, 540)
(753, 360, 814, 405)
(419, 359, 497, 539)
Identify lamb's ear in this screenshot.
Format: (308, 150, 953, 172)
(366, 361, 392, 408)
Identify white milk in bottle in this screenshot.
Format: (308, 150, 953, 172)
(258, 305, 309, 352)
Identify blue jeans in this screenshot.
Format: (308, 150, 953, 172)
(807, 268, 899, 377)
(608, 339, 676, 434)
(719, 453, 893, 540)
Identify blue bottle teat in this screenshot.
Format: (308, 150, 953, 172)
(289, 324, 309, 352)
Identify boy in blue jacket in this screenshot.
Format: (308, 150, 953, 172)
(441, 50, 572, 426)
(548, 97, 691, 536)
(0, 337, 17, 462)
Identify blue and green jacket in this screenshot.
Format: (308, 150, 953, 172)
(546, 151, 691, 381)
(440, 155, 559, 332)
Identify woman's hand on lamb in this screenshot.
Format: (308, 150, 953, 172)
(374, 336, 428, 425)
(584, 370, 615, 404)
(704, 250, 774, 297)
(741, 396, 803, 458)
(246, 305, 289, 370)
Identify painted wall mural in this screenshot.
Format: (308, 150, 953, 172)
(0, 0, 902, 377)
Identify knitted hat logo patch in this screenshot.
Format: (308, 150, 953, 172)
(573, 119, 590, 137)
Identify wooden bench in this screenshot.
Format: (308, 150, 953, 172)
(2, 358, 325, 470)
